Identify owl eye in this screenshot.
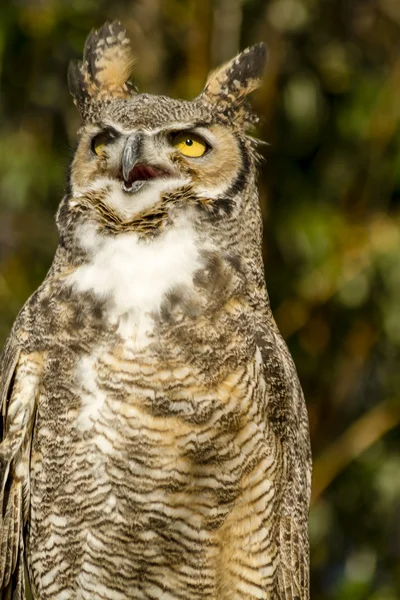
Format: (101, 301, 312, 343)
(172, 132, 208, 158)
(91, 128, 119, 156)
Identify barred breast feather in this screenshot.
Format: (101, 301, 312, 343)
(0, 20, 311, 600)
(1, 217, 310, 598)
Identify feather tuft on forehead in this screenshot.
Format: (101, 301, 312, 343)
(68, 21, 267, 130)
(68, 20, 136, 120)
(199, 43, 268, 128)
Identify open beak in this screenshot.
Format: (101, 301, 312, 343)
(121, 133, 172, 193)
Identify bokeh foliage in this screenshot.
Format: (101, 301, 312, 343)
(0, 0, 399, 598)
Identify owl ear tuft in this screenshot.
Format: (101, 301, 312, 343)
(200, 43, 268, 127)
(68, 21, 136, 120)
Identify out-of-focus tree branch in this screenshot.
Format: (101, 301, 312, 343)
(211, 0, 243, 64)
(312, 400, 400, 504)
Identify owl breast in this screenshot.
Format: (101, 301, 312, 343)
(28, 341, 279, 599)
(27, 219, 281, 599)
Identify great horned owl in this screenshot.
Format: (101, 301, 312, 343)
(0, 21, 311, 600)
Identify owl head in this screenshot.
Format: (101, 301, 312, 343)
(59, 21, 267, 244)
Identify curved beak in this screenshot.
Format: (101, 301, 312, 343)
(122, 133, 143, 182)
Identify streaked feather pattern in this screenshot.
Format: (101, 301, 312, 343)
(0, 341, 41, 599)
(0, 20, 311, 600)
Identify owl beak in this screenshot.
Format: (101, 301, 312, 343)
(122, 133, 142, 183)
(121, 132, 172, 193)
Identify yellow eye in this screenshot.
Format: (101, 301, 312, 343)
(91, 129, 119, 156)
(92, 133, 108, 156)
(93, 142, 105, 156)
(172, 132, 208, 158)
(93, 141, 105, 156)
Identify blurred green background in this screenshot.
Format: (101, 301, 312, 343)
(1, 0, 399, 598)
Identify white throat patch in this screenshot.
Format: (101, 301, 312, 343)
(67, 218, 204, 344)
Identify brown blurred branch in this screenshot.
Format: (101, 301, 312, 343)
(311, 400, 400, 504)
(126, 0, 164, 93)
(211, 0, 243, 64)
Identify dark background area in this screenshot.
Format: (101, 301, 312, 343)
(0, 1, 399, 598)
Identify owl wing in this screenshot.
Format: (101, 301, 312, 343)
(0, 320, 43, 599)
(257, 323, 312, 600)
(277, 393, 312, 600)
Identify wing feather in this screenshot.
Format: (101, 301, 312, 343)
(0, 337, 42, 599)
(256, 322, 312, 600)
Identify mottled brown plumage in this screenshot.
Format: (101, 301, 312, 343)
(0, 21, 311, 599)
